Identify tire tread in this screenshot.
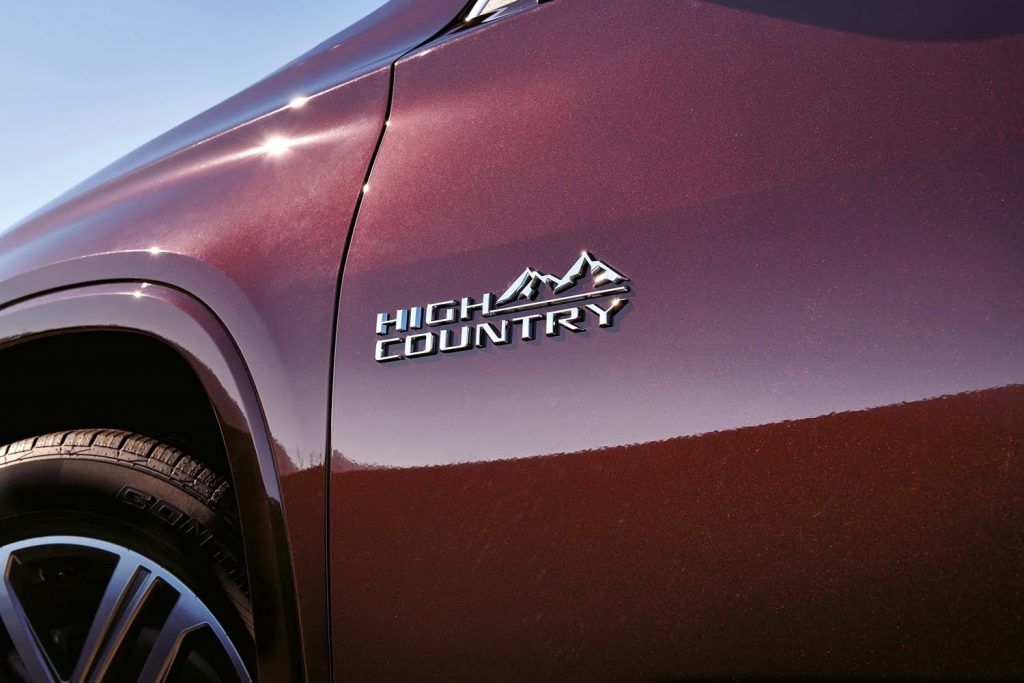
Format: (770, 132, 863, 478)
(0, 429, 230, 507)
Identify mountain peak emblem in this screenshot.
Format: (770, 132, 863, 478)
(496, 251, 629, 305)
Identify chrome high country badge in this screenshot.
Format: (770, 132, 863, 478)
(374, 252, 630, 363)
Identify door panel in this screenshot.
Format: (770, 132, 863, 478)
(331, 1, 1024, 678)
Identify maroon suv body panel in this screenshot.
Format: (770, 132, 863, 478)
(330, 1, 1024, 678)
(0, 0, 1022, 679)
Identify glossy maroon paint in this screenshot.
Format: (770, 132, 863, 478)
(1, 0, 1022, 679)
(332, 389, 1024, 679)
(331, 0, 1024, 678)
(0, 1, 470, 679)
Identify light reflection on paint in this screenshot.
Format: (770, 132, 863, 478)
(260, 136, 293, 156)
(253, 131, 334, 159)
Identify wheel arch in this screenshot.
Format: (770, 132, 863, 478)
(0, 331, 231, 480)
(0, 281, 304, 682)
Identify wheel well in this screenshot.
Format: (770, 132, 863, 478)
(0, 330, 231, 485)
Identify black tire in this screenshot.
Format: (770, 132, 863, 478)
(0, 429, 254, 680)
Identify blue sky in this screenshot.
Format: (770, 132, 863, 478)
(0, 0, 388, 230)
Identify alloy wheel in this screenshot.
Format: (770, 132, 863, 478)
(0, 535, 250, 683)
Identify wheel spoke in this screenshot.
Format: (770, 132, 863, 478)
(0, 571, 59, 683)
(136, 598, 203, 683)
(76, 559, 158, 683)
